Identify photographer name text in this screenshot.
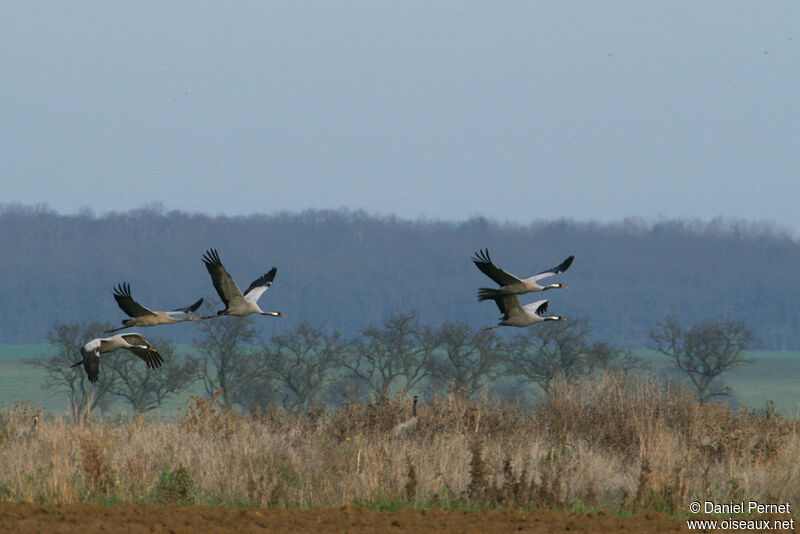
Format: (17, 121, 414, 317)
(697, 501, 791, 515)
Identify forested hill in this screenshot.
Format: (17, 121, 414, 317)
(1, 205, 799, 348)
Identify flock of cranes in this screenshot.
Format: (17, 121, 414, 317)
(473, 249, 574, 330)
(73, 248, 285, 382)
(71, 248, 574, 383)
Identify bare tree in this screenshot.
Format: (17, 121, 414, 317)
(584, 340, 645, 375)
(260, 322, 344, 410)
(104, 339, 199, 414)
(335, 312, 436, 400)
(425, 322, 503, 397)
(193, 304, 262, 408)
(26, 322, 116, 421)
(650, 315, 758, 402)
(506, 317, 641, 397)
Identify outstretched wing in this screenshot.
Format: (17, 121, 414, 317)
(202, 248, 244, 308)
(82, 350, 100, 383)
(125, 345, 164, 369)
(244, 267, 276, 304)
(529, 255, 575, 282)
(165, 298, 204, 317)
(472, 249, 521, 286)
(522, 299, 549, 316)
(119, 332, 153, 347)
(113, 283, 155, 318)
(119, 333, 164, 369)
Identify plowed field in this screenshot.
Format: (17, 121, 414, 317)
(0, 503, 700, 533)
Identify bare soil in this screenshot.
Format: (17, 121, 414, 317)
(0, 503, 700, 533)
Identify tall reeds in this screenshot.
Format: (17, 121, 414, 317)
(0, 373, 796, 512)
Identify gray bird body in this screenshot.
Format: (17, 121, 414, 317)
(391, 395, 419, 438)
(16, 416, 39, 439)
(105, 282, 202, 333)
(472, 249, 574, 301)
(201, 248, 286, 319)
(485, 297, 566, 330)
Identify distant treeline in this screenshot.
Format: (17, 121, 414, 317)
(1, 203, 799, 348)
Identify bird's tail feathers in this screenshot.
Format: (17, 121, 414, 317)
(477, 287, 501, 301)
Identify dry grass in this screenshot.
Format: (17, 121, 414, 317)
(0, 373, 797, 513)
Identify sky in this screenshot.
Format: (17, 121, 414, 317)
(2, 2, 800, 232)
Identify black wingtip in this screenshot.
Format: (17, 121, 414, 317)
(476, 287, 498, 302)
(191, 298, 203, 312)
(147, 351, 164, 369)
(471, 248, 491, 265)
(179, 299, 203, 313)
(113, 282, 132, 298)
(202, 248, 222, 266)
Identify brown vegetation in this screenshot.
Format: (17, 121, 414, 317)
(0, 374, 797, 514)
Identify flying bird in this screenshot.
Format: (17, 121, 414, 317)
(484, 297, 566, 330)
(105, 282, 203, 333)
(472, 249, 574, 301)
(72, 333, 164, 383)
(201, 248, 286, 319)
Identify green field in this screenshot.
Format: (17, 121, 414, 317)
(0, 344, 204, 416)
(639, 349, 800, 416)
(720, 352, 800, 415)
(1, 345, 798, 416)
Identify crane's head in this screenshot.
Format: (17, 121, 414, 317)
(80, 339, 101, 357)
(545, 283, 568, 290)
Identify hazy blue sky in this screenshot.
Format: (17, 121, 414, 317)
(3, 2, 799, 231)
